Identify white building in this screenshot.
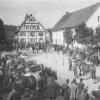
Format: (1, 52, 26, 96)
(52, 3, 100, 45)
(16, 14, 48, 44)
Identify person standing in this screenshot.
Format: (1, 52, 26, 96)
(70, 78, 78, 100)
(44, 77, 56, 100)
(73, 63, 78, 78)
(76, 78, 85, 99)
(90, 65, 96, 79)
(69, 56, 72, 71)
(62, 79, 70, 100)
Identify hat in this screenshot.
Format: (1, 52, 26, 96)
(65, 79, 69, 83)
(80, 78, 84, 81)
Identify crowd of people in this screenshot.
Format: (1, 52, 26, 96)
(0, 51, 30, 88)
(68, 47, 98, 79)
(0, 45, 100, 100)
(42, 77, 100, 100)
(5, 74, 100, 100)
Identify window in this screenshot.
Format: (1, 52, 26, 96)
(26, 25, 28, 30)
(25, 25, 30, 30)
(98, 16, 100, 22)
(20, 32, 26, 36)
(30, 32, 35, 37)
(29, 18, 33, 22)
(38, 32, 44, 37)
(32, 25, 38, 30)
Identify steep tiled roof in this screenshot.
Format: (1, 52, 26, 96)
(52, 3, 100, 32)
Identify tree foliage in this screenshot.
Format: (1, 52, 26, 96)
(96, 27, 100, 35)
(5, 25, 17, 40)
(0, 19, 7, 43)
(74, 23, 93, 44)
(63, 28, 73, 45)
(93, 27, 100, 44)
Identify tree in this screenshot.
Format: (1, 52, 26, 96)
(63, 28, 73, 45)
(5, 25, 17, 40)
(95, 27, 100, 35)
(93, 27, 100, 44)
(0, 19, 7, 43)
(74, 23, 93, 44)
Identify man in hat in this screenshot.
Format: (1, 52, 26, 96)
(77, 78, 85, 97)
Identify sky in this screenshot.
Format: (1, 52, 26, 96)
(0, 0, 100, 28)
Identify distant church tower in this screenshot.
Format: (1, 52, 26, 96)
(15, 14, 48, 44)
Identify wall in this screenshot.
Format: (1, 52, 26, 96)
(52, 30, 64, 45)
(86, 6, 100, 30)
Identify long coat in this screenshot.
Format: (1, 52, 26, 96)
(70, 83, 78, 100)
(62, 83, 70, 100)
(44, 81, 56, 98)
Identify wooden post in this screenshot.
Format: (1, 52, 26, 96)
(16, 33, 18, 51)
(63, 39, 64, 67)
(45, 32, 47, 60)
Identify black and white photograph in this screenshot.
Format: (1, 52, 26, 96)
(0, 0, 100, 100)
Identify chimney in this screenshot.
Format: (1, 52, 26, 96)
(25, 14, 29, 20)
(66, 12, 69, 15)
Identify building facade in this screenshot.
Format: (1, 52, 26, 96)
(16, 14, 48, 44)
(52, 3, 100, 45)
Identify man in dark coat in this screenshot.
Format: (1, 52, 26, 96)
(62, 79, 70, 100)
(44, 77, 56, 100)
(77, 78, 85, 97)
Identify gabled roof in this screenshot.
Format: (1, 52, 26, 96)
(52, 3, 100, 32)
(15, 14, 48, 34)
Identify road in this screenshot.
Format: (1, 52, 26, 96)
(25, 49, 100, 94)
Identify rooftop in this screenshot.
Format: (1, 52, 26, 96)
(52, 3, 100, 32)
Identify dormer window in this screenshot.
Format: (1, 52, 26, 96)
(98, 16, 100, 22)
